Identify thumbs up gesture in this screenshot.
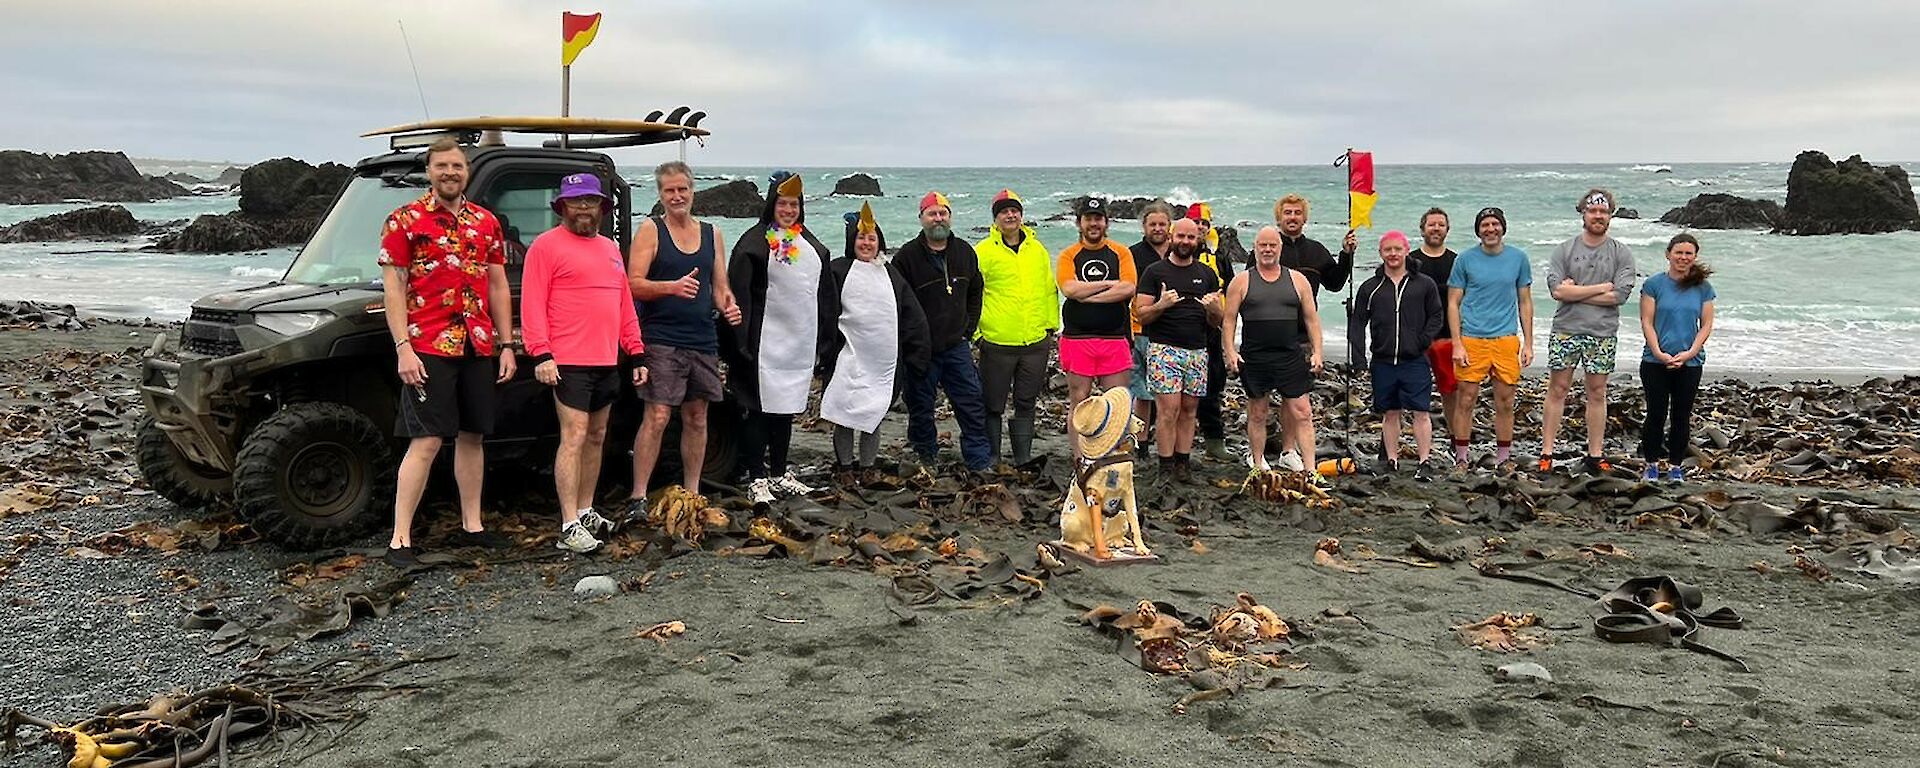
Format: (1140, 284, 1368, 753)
(673, 267, 702, 299)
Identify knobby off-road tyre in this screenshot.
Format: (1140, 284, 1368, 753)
(233, 403, 393, 550)
(135, 416, 233, 508)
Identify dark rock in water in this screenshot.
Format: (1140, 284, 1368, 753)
(1653, 168, 1673, 174)
(0, 205, 140, 243)
(1063, 195, 1165, 220)
(1778, 150, 1920, 235)
(646, 179, 763, 218)
(142, 218, 189, 236)
(1613, 207, 1640, 219)
(213, 166, 246, 185)
(159, 214, 272, 252)
(0, 300, 87, 330)
(1213, 226, 1248, 266)
(0, 150, 189, 204)
(832, 173, 882, 197)
(156, 158, 349, 253)
(161, 172, 207, 185)
(237, 158, 352, 218)
(1658, 193, 1784, 230)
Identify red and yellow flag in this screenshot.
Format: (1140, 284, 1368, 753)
(562, 12, 602, 67)
(1347, 150, 1377, 229)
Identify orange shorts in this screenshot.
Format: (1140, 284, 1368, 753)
(1456, 335, 1522, 386)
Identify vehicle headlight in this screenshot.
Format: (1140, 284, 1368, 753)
(253, 311, 335, 336)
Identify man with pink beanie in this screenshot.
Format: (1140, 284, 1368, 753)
(1347, 230, 1445, 476)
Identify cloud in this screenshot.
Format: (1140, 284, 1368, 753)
(4, 0, 1919, 166)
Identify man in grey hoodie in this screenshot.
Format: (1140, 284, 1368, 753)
(1539, 188, 1636, 475)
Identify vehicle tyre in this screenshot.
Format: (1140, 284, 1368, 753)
(650, 399, 741, 488)
(233, 403, 393, 550)
(136, 416, 233, 508)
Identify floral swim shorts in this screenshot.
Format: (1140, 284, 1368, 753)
(1146, 342, 1208, 397)
(1547, 332, 1618, 375)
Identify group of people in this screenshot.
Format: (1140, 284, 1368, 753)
(1345, 191, 1716, 485)
(373, 138, 1719, 566)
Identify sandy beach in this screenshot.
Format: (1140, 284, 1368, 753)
(3, 322, 1918, 768)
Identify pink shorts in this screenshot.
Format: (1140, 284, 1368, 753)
(1059, 336, 1132, 378)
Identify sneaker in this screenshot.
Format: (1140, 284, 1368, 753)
(555, 521, 602, 554)
(772, 471, 815, 497)
(384, 546, 420, 569)
(1377, 458, 1399, 475)
(1412, 463, 1434, 483)
(1666, 466, 1687, 484)
(1277, 450, 1305, 472)
(1579, 456, 1613, 476)
(1642, 465, 1661, 482)
(620, 497, 649, 529)
(748, 477, 776, 506)
(577, 508, 617, 537)
(1248, 454, 1271, 471)
(449, 529, 510, 550)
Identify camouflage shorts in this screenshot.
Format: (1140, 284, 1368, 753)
(1547, 332, 1618, 375)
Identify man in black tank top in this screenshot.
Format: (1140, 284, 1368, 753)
(1223, 226, 1325, 478)
(624, 162, 742, 512)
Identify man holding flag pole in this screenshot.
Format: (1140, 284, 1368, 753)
(1332, 148, 1377, 474)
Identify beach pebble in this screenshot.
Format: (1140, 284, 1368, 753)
(1494, 662, 1553, 684)
(573, 575, 619, 597)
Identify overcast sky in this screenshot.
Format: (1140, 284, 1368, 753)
(6, 1, 1918, 167)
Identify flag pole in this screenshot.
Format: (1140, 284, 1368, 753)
(560, 64, 571, 149)
(1339, 147, 1358, 469)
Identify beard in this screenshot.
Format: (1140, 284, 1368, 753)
(1172, 242, 1198, 260)
(924, 223, 952, 241)
(567, 213, 601, 236)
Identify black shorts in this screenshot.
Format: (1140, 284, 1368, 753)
(397, 353, 498, 438)
(553, 365, 621, 412)
(1371, 358, 1433, 414)
(1241, 352, 1313, 400)
(634, 345, 723, 407)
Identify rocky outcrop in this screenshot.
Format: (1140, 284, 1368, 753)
(213, 166, 246, 185)
(646, 179, 764, 218)
(1064, 195, 1165, 220)
(0, 301, 87, 331)
(1658, 194, 1785, 230)
(0, 150, 188, 204)
(1777, 150, 1920, 235)
(1613, 207, 1640, 219)
(161, 172, 206, 185)
(0, 205, 140, 243)
(831, 173, 882, 196)
(156, 158, 351, 253)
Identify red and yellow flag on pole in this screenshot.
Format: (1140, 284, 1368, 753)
(1347, 150, 1377, 229)
(562, 12, 602, 67)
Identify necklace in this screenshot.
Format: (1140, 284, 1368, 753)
(768, 225, 803, 264)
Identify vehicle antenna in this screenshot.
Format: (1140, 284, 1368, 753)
(397, 20, 432, 119)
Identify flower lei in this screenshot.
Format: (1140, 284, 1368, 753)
(767, 224, 804, 264)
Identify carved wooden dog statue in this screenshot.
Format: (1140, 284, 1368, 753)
(1059, 387, 1150, 560)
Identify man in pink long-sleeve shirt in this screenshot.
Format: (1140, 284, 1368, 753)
(522, 174, 649, 554)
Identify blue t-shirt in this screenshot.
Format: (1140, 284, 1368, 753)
(1447, 245, 1532, 339)
(1641, 272, 1715, 366)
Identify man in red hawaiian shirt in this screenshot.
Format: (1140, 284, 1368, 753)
(378, 137, 517, 568)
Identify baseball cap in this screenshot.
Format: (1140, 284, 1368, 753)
(1076, 197, 1108, 217)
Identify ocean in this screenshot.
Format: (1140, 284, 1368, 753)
(3, 161, 1914, 373)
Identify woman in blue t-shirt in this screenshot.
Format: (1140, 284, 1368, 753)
(1637, 233, 1716, 482)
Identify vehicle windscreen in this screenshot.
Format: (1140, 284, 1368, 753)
(282, 172, 427, 286)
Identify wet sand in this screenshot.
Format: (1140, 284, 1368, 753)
(3, 323, 1918, 768)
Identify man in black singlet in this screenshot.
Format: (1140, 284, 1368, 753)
(1223, 226, 1325, 479)
(625, 161, 743, 513)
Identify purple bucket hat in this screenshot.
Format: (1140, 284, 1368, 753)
(551, 173, 611, 214)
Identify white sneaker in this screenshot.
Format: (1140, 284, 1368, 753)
(748, 477, 775, 506)
(772, 471, 815, 497)
(555, 521, 602, 553)
(1277, 450, 1305, 472)
(1248, 454, 1271, 471)
(577, 508, 616, 537)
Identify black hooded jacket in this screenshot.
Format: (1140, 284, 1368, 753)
(719, 176, 842, 411)
(1346, 265, 1444, 368)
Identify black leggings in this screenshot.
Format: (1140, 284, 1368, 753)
(1640, 362, 1703, 463)
(742, 411, 795, 479)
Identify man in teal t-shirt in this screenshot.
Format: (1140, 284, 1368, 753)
(1445, 207, 1533, 469)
